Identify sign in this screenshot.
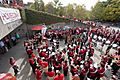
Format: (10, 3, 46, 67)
(0, 7, 21, 24)
(0, 19, 22, 40)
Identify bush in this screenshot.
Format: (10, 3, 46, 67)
(25, 9, 70, 25)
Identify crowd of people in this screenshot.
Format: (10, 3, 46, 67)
(24, 25, 120, 80)
(0, 33, 20, 54)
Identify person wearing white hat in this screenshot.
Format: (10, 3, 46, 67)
(54, 70, 64, 80)
(88, 64, 97, 80)
(96, 64, 105, 80)
(41, 59, 48, 73)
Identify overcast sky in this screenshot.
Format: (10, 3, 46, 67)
(23, 0, 107, 10)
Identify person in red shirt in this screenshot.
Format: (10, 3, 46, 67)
(96, 65, 105, 80)
(37, 58, 43, 66)
(31, 53, 36, 59)
(54, 61, 61, 72)
(41, 59, 48, 72)
(9, 57, 16, 66)
(63, 61, 68, 76)
(88, 66, 97, 80)
(46, 68, 55, 80)
(26, 48, 33, 58)
(80, 67, 87, 80)
(35, 68, 43, 80)
(39, 50, 47, 58)
(28, 58, 36, 73)
(54, 70, 64, 80)
(70, 65, 78, 76)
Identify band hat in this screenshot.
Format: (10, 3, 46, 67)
(98, 36, 102, 40)
(106, 40, 110, 44)
(48, 47, 52, 50)
(112, 44, 118, 48)
(73, 44, 76, 47)
(54, 43, 57, 46)
(51, 52, 55, 55)
(81, 61, 84, 64)
(80, 65, 84, 68)
(56, 70, 60, 73)
(41, 57, 45, 60)
(94, 63, 98, 68)
(43, 49, 46, 52)
(53, 40, 56, 42)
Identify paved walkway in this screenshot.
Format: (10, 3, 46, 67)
(0, 39, 35, 80)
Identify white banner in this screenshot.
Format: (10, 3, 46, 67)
(0, 7, 21, 24)
(0, 19, 22, 40)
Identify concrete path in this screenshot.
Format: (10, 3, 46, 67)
(0, 39, 35, 80)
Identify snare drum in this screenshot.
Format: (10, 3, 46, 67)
(106, 40, 110, 44)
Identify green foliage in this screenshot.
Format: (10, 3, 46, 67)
(25, 9, 70, 25)
(28, 1, 90, 20)
(73, 5, 88, 19)
(45, 2, 55, 14)
(65, 4, 74, 18)
(34, 0, 45, 11)
(91, 0, 120, 21)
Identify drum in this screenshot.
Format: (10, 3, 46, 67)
(112, 44, 118, 48)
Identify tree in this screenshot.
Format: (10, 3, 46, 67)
(45, 2, 55, 14)
(103, 0, 120, 21)
(65, 4, 74, 18)
(91, 2, 106, 20)
(53, 0, 63, 15)
(91, 0, 120, 21)
(74, 5, 87, 19)
(57, 6, 65, 16)
(34, 0, 45, 11)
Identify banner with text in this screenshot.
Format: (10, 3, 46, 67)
(0, 7, 21, 24)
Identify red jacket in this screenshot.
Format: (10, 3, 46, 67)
(63, 63, 68, 71)
(35, 69, 42, 80)
(89, 67, 97, 78)
(46, 71, 55, 77)
(97, 67, 105, 77)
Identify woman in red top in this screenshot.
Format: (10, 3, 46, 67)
(46, 68, 55, 80)
(54, 61, 61, 72)
(96, 65, 105, 80)
(28, 58, 36, 73)
(41, 59, 48, 73)
(70, 65, 78, 76)
(35, 68, 43, 80)
(9, 57, 16, 66)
